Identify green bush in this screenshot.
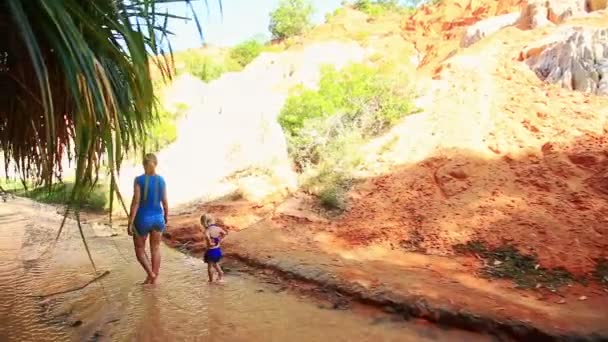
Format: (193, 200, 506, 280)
(354, 0, 402, 16)
(325, 7, 346, 23)
(230, 39, 264, 68)
(269, 0, 314, 40)
(144, 103, 188, 152)
(279, 62, 414, 208)
(178, 51, 242, 82)
(319, 186, 344, 210)
(280, 63, 413, 148)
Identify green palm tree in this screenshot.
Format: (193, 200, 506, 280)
(1, 0, 221, 202)
(0, 0, 219, 265)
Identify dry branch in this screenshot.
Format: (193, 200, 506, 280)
(30, 270, 110, 298)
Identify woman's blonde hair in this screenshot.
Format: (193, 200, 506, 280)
(143, 153, 158, 167)
(200, 213, 215, 228)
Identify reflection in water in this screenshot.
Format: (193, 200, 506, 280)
(134, 290, 170, 342)
(0, 198, 492, 341)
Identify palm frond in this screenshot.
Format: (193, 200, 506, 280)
(0, 0, 220, 217)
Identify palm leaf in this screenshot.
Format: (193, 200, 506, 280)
(0, 0, 220, 242)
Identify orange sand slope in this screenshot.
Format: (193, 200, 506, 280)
(272, 7, 608, 275)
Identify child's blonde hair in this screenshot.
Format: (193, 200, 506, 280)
(200, 213, 215, 228)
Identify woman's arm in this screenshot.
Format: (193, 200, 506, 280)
(162, 179, 169, 224)
(128, 181, 141, 235)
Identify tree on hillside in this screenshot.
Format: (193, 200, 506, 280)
(269, 0, 314, 41)
(0, 0, 218, 248)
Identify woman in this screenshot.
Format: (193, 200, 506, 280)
(128, 153, 168, 285)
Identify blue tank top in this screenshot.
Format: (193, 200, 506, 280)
(135, 174, 166, 218)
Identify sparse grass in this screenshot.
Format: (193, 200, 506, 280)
(262, 44, 286, 53)
(454, 240, 488, 255)
(595, 260, 608, 285)
(380, 135, 399, 153)
(354, 0, 410, 17)
(1, 179, 108, 211)
(225, 167, 275, 182)
(454, 241, 577, 290)
(325, 7, 346, 22)
(319, 187, 343, 210)
(218, 190, 244, 202)
(303, 167, 353, 212)
(369, 52, 384, 63)
(352, 30, 371, 44)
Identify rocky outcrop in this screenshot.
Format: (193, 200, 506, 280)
(459, 0, 607, 47)
(587, 0, 608, 11)
(461, 12, 521, 47)
(517, 0, 587, 29)
(521, 27, 608, 95)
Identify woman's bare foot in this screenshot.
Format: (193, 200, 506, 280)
(144, 272, 157, 285)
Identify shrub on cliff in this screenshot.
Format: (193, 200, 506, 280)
(279, 62, 415, 209)
(230, 39, 264, 67)
(145, 103, 188, 152)
(280, 63, 413, 165)
(269, 0, 314, 40)
(180, 53, 241, 82)
(354, 0, 400, 16)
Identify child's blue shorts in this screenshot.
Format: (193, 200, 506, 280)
(204, 248, 222, 264)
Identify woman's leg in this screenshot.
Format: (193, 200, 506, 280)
(149, 230, 162, 284)
(133, 233, 155, 283)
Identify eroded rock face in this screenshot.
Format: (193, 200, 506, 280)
(517, 0, 587, 29)
(522, 27, 608, 95)
(587, 0, 608, 11)
(461, 12, 521, 47)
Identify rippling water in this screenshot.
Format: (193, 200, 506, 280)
(0, 198, 493, 341)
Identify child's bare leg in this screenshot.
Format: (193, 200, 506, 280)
(213, 262, 224, 281)
(207, 263, 214, 282)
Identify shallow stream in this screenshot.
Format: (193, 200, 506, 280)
(0, 198, 493, 341)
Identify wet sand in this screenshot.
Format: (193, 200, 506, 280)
(0, 198, 491, 341)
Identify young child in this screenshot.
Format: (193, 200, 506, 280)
(201, 213, 227, 282)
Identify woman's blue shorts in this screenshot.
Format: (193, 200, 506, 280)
(134, 214, 165, 236)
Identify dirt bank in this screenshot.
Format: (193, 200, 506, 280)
(272, 133, 608, 276)
(164, 214, 608, 340)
